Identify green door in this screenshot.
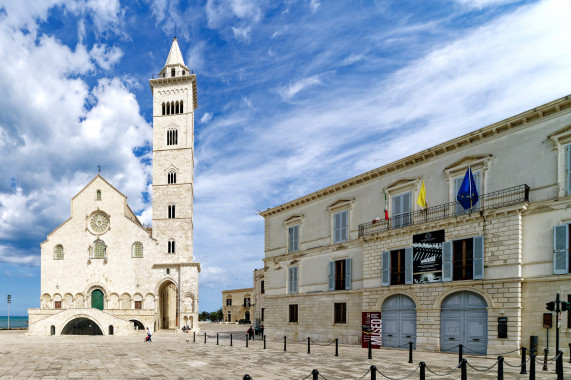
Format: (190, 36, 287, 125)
(91, 289, 104, 310)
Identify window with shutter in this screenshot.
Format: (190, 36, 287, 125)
(328, 261, 335, 290)
(392, 192, 411, 228)
(390, 249, 406, 285)
(333, 210, 348, 243)
(289, 266, 298, 294)
(473, 236, 484, 279)
(455, 170, 481, 214)
(382, 251, 391, 286)
(289, 225, 299, 253)
(553, 224, 569, 274)
(345, 258, 351, 290)
(405, 247, 413, 284)
(442, 241, 453, 282)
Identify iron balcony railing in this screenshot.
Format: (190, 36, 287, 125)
(358, 184, 529, 237)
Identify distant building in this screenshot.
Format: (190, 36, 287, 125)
(28, 38, 200, 336)
(260, 95, 571, 354)
(222, 288, 253, 323)
(253, 268, 265, 327)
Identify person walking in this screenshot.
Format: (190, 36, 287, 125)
(145, 327, 152, 342)
(248, 326, 254, 340)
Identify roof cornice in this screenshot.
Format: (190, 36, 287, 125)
(259, 94, 571, 218)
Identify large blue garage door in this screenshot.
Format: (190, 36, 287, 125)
(382, 294, 416, 349)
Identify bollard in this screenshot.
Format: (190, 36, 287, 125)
(204, 332, 207, 343)
(521, 346, 527, 374)
(569, 343, 571, 363)
(217, 333, 219, 345)
(312, 369, 319, 380)
(498, 356, 504, 380)
(231, 333, 233, 346)
(264, 335, 266, 349)
(458, 344, 463, 363)
(335, 338, 338, 357)
(557, 350, 563, 380)
(246, 334, 248, 348)
(370, 365, 376, 380)
(543, 348, 548, 371)
(408, 341, 413, 363)
(529, 352, 535, 380)
(243, 375, 251, 380)
(284, 336, 287, 352)
(368, 339, 372, 359)
(460, 359, 467, 380)
(193, 331, 196, 343)
(419, 362, 426, 380)
(308, 337, 310, 354)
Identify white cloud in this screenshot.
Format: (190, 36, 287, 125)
(277, 75, 322, 100)
(309, 0, 320, 13)
(90, 44, 123, 70)
(453, 0, 521, 8)
(205, 0, 263, 41)
(200, 112, 213, 123)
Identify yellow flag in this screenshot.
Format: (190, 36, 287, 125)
(417, 181, 427, 208)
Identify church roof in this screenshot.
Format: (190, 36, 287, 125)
(164, 37, 186, 67)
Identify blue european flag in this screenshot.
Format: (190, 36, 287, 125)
(457, 167, 479, 210)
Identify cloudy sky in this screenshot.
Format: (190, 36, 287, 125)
(1, 0, 571, 314)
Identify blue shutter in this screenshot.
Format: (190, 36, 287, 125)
(554, 225, 569, 274)
(288, 267, 294, 293)
(402, 192, 411, 226)
(294, 225, 299, 251)
(405, 247, 413, 284)
(566, 145, 571, 196)
(288, 226, 294, 252)
(442, 241, 453, 282)
(473, 171, 481, 209)
(328, 261, 335, 290)
(382, 251, 391, 286)
(392, 195, 401, 227)
(341, 211, 348, 242)
(345, 258, 351, 290)
(334, 213, 341, 243)
(293, 267, 298, 294)
(473, 236, 484, 280)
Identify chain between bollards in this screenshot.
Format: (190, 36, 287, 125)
(408, 341, 413, 363)
(521, 346, 527, 374)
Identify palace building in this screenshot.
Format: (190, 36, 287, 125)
(260, 94, 571, 355)
(28, 38, 200, 336)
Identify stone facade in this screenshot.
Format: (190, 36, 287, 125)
(260, 95, 571, 354)
(253, 269, 265, 327)
(28, 38, 200, 336)
(222, 288, 254, 323)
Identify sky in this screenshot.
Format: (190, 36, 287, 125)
(1, 0, 571, 315)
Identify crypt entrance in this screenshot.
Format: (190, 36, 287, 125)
(158, 280, 178, 330)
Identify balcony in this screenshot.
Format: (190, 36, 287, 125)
(358, 184, 529, 237)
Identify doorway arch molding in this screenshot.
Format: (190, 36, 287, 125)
(432, 286, 494, 309)
(59, 314, 104, 335)
(154, 277, 178, 295)
(375, 290, 420, 310)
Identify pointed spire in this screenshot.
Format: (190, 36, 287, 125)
(165, 37, 186, 67)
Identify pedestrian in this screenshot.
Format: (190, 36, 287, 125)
(248, 325, 254, 340)
(261, 324, 264, 337)
(145, 326, 152, 342)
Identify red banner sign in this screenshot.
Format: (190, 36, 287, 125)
(362, 311, 382, 349)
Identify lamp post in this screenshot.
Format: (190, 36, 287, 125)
(7, 295, 11, 330)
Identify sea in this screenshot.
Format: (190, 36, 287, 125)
(0, 316, 28, 329)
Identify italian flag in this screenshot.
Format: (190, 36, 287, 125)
(384, 192, 389, 220)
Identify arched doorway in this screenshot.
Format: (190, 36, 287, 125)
(159, 280, 178, 330)
(91, 289, 104, 310)
(440, 291, 488, 354)
(61, 318, 103, 335)
(130, 319, 145, 330)
(382, 294, 416, 348)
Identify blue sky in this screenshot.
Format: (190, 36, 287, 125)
(1, 0, 571, 315)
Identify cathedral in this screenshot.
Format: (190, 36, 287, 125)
(28, 38, 200, 336)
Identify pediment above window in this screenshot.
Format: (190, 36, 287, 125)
(444, 155, 491, 177)
(385, 178, 419, 194)
(549, 125, 571, 147)
(163, 165, 179, 173)
(328, 199, 354, 213)
(284, 215, 304, 227)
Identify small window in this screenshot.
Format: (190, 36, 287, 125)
(261, 280, 265, 294)
(392, 191, 412, 228)
(166, 268, 170, 275)
(288, 225, 299, 253)
(182, 70, 186, 75)
(333, 210, 348, 243)
(168, 171, 177, 184)
(175, 101, 179, 114)
(168, 239, 175, 254)
(135, 301, 142, 309)
(180, 100, 183, 113)
(226, 298, 232, 306)
(244, 298, 251, 307)
(93, 240, 106, 259)
(227, 311, 232, 322)
(55, 301, 62, 309)
(96, 190, 101, 201)
(167, 128, 178, 146)
(288, 266, 298, 294)
(54, 245, 64, 260)
(171, 68, 175, 77)
(289, 304, 298, 323)
(261, 308, 265, 321)
(334, 302, 346, 324)
(168, 205, 176, 219)
(162, 102, 165, 115)
(132, 242, 143, 258)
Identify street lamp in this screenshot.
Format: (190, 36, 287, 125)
(6, 295, 11, 330)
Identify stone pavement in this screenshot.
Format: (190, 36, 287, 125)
(0, 326, 569, 379)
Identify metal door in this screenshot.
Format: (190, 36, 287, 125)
(440, 291, 487, 354)
(382, 294, 416, 348)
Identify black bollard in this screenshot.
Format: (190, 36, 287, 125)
(204, 332, 207, 343)
(308, 337, 310, 354)
(312, 369, 318, 380)
(368, 339, 372, 359)
(335, 338, 338, 357)
(419, 362, 426, 380)
(569, 343, 571, 363)
(246, 334, 248, 348)
(370, 365, 376, 380)
(243, 375, 251, 380)
(521, 346, 527, 374)
(284, 336, 287, 352)
(557, 350, 563, 380)
(458, 344, 463, 363)
(543, 348, 548, 371)
(264, 335, 266, 349)
(217, 333, 219, 345)
(408, 341, 413, 363)
(498, 356, 504, 380)
(530, 352, 535, 380)
(193, 331, 196, 343)
(231, 333, 233, 346)
(460, 359, 467, 380)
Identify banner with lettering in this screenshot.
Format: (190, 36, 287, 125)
(413, 229, 445, 283)
(361, 311, 382, 349)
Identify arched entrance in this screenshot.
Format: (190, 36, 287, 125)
(91, 289, 104, 310)
(159, 280, 178, 330)
(130, 319, 145, 330)
(61, 318, 103, 335)
(382, 294, 416, 348)
(440, 291, 488, 354)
